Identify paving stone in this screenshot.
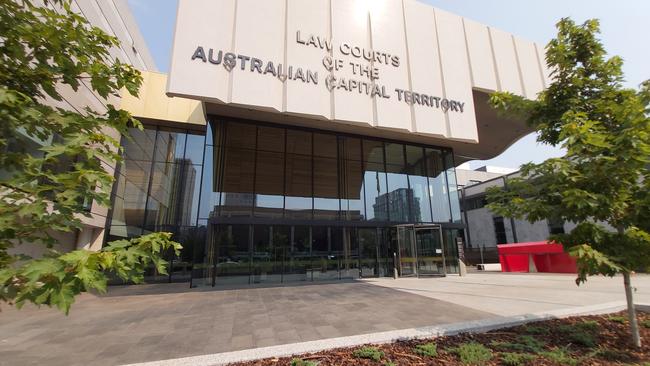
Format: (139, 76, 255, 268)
(253, 327, 274, 340)
(254, 337, 277, 347)
(0, 280, 491, 365)
(315, 325, 342, 338)
(230, 334, 254, 350)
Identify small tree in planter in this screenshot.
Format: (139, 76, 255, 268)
(486, 18, 650, 347)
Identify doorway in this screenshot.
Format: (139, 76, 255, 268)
(396, 224, 446, 277)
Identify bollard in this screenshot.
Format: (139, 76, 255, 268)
(393, 252, 398, 279)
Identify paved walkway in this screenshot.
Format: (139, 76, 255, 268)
(1, 273, 648, 366)
(365, 272, 650, 316)
(0, 280, 489, 366)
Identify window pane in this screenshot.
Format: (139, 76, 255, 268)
(254, 151, 284, 218)
(285, 153, 312, 219)
(221, 148, 255, 217)
(206, 120, 215, 146)
(313, 157, 339, 220)
(225, 122, 256, 149)
(172, 226, 205, 282)
(312, 226, 338, 280)
(198, 145, 221, 219)
(341, 227, 360, 279)
(339, 136, 361, 161)
(359, 228, 378, 277)
(340, 159, 364, 221)
(493, 216, 507, 244)
(207, 119, 225, 146)
(184, 133, 205, 165)
(124, 127, 156, 161)
(286, 130, 311, 155)
(108, 225, 143, 239)
(154, 129, 186, 163)
(110, 152, 152, 235)
(405, 146, 432, 223)
(251, 225, 284, 284)
(362, 139, 384, 163)
(408, 175, 431, 223)
(425, 148, 451, 222)
(363, 161, 388, 221)
(386, 163, 411, 222)
(145, 161, 179, 230)
(313, 133, 337, 158)
(195, 223, 217, 286)
(179, 164, 202, 226)
(444, 151, 462, 223)
(384, 142, 404, 166)
(257, 126, 285, 152)
(286, 226, 310, 281)
(311, 226, 329, 255)
(215, 225, 251, 285)
(443, 229, 460, 274)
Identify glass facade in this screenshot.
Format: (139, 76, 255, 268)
(106, 125, 206, 282)
(105, 118, 465, 284)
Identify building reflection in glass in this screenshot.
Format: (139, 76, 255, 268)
(105, 119, 463, 284)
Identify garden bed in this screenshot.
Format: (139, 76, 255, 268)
(230, 311, 650, 365)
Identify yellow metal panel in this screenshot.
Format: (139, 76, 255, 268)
(119, 71, 206, 125)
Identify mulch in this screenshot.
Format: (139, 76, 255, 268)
(229, 311, 650, 365)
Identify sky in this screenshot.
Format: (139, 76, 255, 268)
(127, 0, 649, 170)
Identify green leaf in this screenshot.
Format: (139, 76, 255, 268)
(486, 17, 650, 286)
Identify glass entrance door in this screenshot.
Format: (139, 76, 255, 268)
(396, 225, 446, 277)
(397, 225, 417, 277)
(415, 226, 446, 276)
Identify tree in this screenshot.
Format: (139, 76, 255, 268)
(486, 18, 650, 347)
(0, 0, 181, 314)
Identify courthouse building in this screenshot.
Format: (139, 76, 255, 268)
(42, 0, 553, 285)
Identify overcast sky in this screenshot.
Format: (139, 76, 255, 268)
(127, 0, 649, 170)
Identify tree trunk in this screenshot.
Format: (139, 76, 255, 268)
(623, 271, 642, 348)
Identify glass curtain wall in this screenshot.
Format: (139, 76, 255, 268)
(197, 120, 460, 223)
(425, 148, 452, 222)
(106, 125, 206, 283)
(106, 118, 465, 285)
(363, 140, 388, 221)
(339, 137, 364, 221)
(385, 143, 411, 222)
(444, 151, 463, 223)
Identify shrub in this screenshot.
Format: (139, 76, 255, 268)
(450, 342, 493, 365)
(500, 352, 536, 366)
(568, 331, 596, 347)
(290, 358, 317, 366)
(521, 325, 549, 335)
(353, 347, 384, 362)
(540, 347, 578, 366)
(557, 324, 597, 348)
(490, 335, 545, 353)
(576, 320, 599, 333)
(413, 342, 438, 357)
(383, 362, 396, 366)
(594, 347, 633, 362)
(607, 316, 627, 324)
(516, 335, 546, 353)
(641, 319, 650, 329)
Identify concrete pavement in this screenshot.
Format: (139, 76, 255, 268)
(0, 280, 488, 366)
(364, 272, 650, 316)
(1, 272, 647, 366)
